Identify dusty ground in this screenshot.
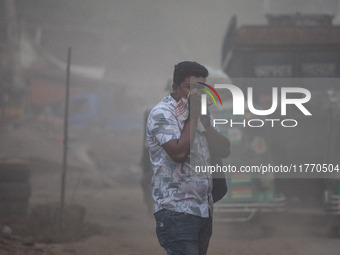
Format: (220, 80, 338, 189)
(1, 119, 340, 255)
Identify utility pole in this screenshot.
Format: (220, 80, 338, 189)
(60, 47, 72, 229)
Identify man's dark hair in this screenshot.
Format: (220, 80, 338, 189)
(173, 61, 209, 86)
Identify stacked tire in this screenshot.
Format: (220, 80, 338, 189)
(0, 160, 31, 217)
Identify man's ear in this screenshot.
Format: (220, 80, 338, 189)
(172, 83, 177, 92)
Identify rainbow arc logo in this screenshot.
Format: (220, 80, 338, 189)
(197, 82, 222, 106)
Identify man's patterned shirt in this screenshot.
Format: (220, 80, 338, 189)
(146, 95, 213, 218)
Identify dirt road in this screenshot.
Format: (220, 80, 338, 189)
(1, 123, 340, 255)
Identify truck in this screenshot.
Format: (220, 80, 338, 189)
(217, 13, 340, 236)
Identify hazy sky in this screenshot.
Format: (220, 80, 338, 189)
(17, 0, 340, 99)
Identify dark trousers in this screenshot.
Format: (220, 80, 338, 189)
(154, 209, 212, 255)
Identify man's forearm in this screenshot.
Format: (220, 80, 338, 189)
(176, 117, 198, 158)
(162, 91, 201, 163)
(162, 117, 198, 163)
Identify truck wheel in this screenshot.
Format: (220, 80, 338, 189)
(0, 182, 31, 201)
(0, 162, 30, 182)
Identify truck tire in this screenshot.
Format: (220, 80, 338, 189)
(0, 182, 31, 201)
(0, 161, 30, 183)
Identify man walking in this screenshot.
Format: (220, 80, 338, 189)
(146, 61, 230, 255)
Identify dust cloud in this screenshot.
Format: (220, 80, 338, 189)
(1, 0, 340, 255)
